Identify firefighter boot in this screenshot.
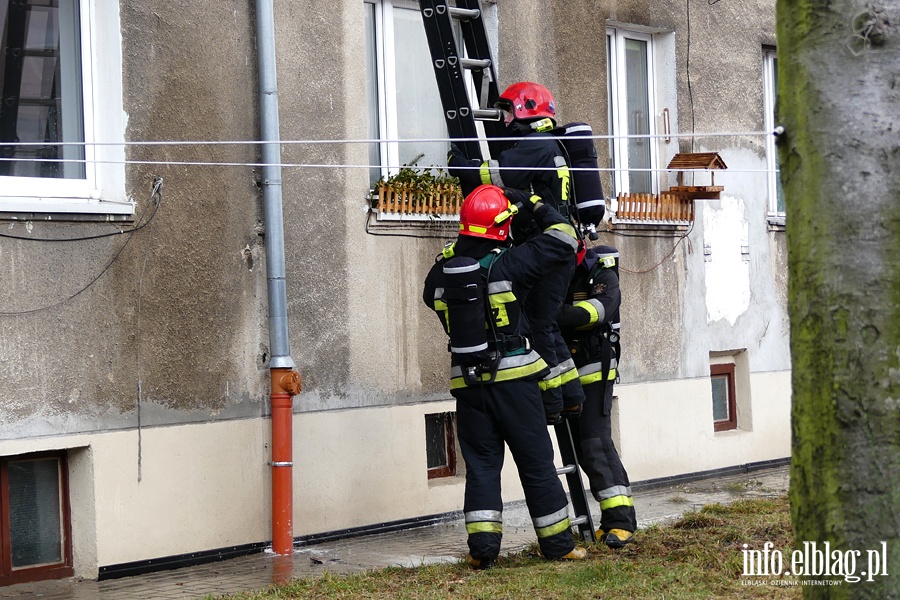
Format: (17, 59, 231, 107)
(559, 547, 588, 560)
(465, 554, 495, 570)
(599, 528, 634, 549)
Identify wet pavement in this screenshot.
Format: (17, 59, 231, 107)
(0, 465, 790, 600)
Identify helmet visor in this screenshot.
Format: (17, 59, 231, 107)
(495, 98, 515, 123)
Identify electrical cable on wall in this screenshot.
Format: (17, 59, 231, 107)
(616, 221, 694, 275)
(133, 179, 162, 483)
(364, 210, 456, 239)
(0, 177, 164, 316)
(686, 0, 696, 153)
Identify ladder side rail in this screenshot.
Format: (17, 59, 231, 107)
(553, 420, 597, 543)
(418, 0, 482, 160)
(454, 0, 507, 158)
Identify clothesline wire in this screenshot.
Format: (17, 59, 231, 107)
(0, 157, 778, 174)
(0, 129, 775, 148)
(0, 131, 774, 147)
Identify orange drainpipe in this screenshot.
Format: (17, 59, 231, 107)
(270, 368, 301, 555)
(254, 0, 300, 557)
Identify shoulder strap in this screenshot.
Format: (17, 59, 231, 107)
(477, 248, 505, 269)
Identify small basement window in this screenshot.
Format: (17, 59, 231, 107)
(0, 451, 73, 585)
(711, 363, 737, 432)
(425, 412, 457, 479)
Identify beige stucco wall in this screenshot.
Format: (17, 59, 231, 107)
(615, 370, 792, 481)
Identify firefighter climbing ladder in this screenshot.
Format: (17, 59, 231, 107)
(418, 0, 597, 543)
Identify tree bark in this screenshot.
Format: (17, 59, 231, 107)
(779, 0, 900, 597)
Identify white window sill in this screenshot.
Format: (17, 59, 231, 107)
(0, 196, 135, 217)
(373, 210, 459, 223)
(767, 215, 786, 230)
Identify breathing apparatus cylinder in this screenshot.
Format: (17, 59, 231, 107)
(442, 256, 490, 367)
(558, 122, 606, 229)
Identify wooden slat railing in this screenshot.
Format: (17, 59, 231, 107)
(376, 183, 464, 217)
(615, 193, 694, 223)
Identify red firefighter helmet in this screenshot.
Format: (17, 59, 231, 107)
(458, 185, 514, 241)
(496, 81, 556, 122)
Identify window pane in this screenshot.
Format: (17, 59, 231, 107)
(772, 56, 784, 213)
(711, 376, 730, 422)
(8, 458, 64, 568)
(624, 38, 651, 194)
(606, 34, 617, 198)
(392, 6, 448, 170)
(425, 413, 448, 469)
(364, 3, 381, 184)
(0, 0, 85, 179)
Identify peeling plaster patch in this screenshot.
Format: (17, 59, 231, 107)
(68, 389, 81, 404)
(703, 196, 750, 325)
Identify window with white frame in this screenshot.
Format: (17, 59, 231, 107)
(364, 0, 455, 183)
(607, 27, 659, 197)
(763, 48, 784, 219)
(0, 0, 129, 215)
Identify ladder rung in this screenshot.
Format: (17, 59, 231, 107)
(473, 108, 501, 121)
(460, 57, 491, 70)
(448, 7, 480, 20)
(556, 464, 576, 475)
(570, 516, 588, 527)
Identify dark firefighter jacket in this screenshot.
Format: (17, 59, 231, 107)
(557, 250, 621, 386)
(423, 204, 579, 391)
(448, 131, 571, 242)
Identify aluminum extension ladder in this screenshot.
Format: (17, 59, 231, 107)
(417, 2, 597, 541)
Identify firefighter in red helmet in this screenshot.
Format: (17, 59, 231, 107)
(423, 184, 586, 568)
(448, 82, 585, 423)
(449, 81, 569, 234)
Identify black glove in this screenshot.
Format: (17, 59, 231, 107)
(448, 142, 464, 163)
(503, 188, 541, 213)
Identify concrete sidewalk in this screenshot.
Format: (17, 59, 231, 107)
(0, 465, 789, 600)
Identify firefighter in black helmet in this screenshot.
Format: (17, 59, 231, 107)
(447, 82, 585, 423)
(423, 184, 586, 568)
(557, 245, 637, 548)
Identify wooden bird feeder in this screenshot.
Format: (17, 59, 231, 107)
(666, 152, 727, 200)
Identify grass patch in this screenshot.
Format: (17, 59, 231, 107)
(725, 478, 764, 494)
(208, 496, 798, 600)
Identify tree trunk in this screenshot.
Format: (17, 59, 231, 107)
(778, 0, 900, 597)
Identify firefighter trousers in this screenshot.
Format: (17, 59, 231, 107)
(524, 253, 584, 415)
(569, 380, 637, 532)
(454, 378, 575, 560)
